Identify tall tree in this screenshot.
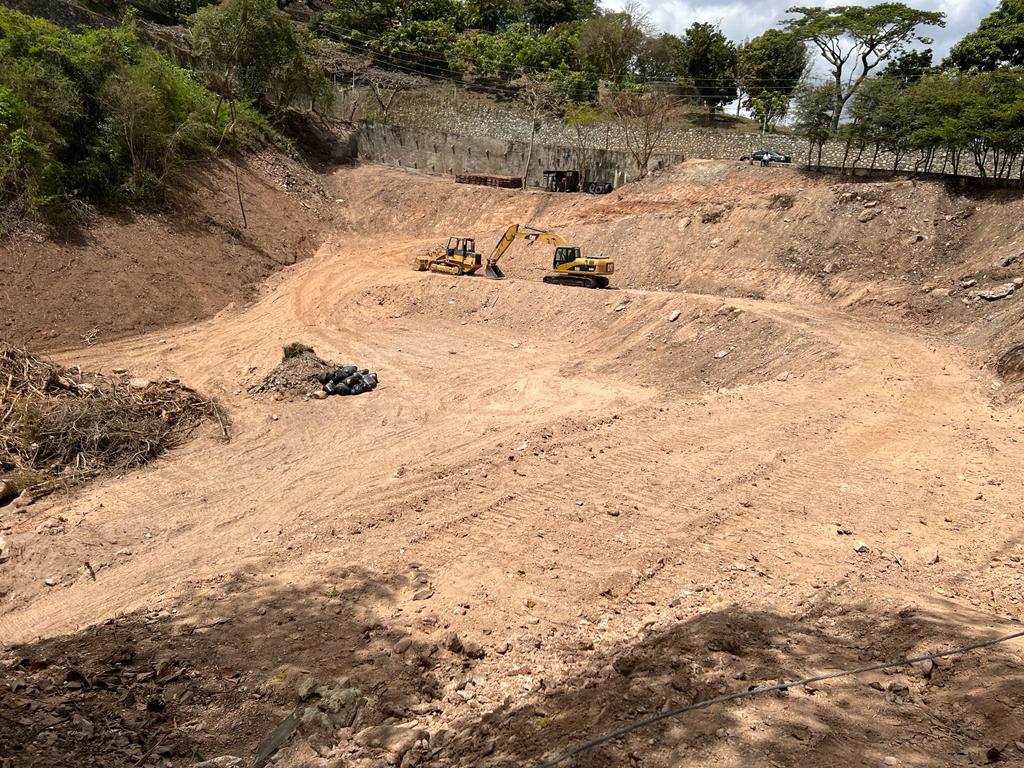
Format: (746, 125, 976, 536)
(736, 29, 808, 100)
(784, 4, 945, 128)
(736, 29, 808, 125)
(677, 22, 737, 116)
(522, 0, 597, 28)
(945, 0, 1024, 71)
(792, 81, 838, 166)
(191, 0, 331, 112)
(609, 88, 674, 178)
(576, 4, 649, 82)
(634, 33, 686, 81)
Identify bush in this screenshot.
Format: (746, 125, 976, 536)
(0, 8, 266, 226)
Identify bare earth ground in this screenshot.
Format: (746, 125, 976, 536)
(0, 151, 331, 351)
(2, 161, 1023, 768)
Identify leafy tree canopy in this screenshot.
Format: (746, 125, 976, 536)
(736, 29, 808, 99)
(677, 22, 737, 113)
(785, 3, 945, 127)
(946, 0, 1024, 71)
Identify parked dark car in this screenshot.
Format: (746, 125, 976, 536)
(739, 150, 792, 164)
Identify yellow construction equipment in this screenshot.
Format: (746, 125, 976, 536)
(485, 224, 615, 288)
(414, 237, 482, 276)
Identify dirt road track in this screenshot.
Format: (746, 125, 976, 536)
(3, 163, 1023, 767)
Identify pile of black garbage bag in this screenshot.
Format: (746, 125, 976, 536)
(317, 366, 378, 396)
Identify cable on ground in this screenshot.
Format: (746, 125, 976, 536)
(536, 628, 1024, 768)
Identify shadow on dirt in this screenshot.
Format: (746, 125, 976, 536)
(445, 602, 1023, 768)
(4, 568, 1022, 768)
(2, 564, 448, 767)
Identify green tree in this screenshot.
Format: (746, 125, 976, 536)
(677, 22, 738, 115)
(576, 6, 649, 82)
(792, 81, 838, 166)
(747, 91, 791, 132)
(464, 0, 521, 31)
(522, 0, 596, 28)
(784, 4, 945, 128)
(946, 0, 1024, 71)
(634, 33, 686, 81)
(0, 8, 262, 223)
(736, 29, 808, 102)
(847, 75, 916, 171)
(882, 47, 933, 85)
(191, 0, 332, 113)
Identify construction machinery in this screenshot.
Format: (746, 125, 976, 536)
(485, 224, 615, 289)
(414, 236, 482, 276)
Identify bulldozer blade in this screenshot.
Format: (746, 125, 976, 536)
(485, 263, 506, 280)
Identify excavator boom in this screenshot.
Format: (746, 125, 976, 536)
(485, 224, 567, 280)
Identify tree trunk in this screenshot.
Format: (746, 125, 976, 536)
(522, 102, 538, 189)
(851, 143, 865, 173)
(831, 73, 844, 130)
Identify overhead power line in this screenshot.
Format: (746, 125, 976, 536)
(322, 32, 828, 93)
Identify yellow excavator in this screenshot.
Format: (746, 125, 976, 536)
(485, 224, 615, 289)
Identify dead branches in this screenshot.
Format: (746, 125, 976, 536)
(0, 345, 225, 499)
(609, 90, 676, 179)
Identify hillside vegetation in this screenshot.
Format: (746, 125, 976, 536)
(0, 0, 333, 231)
(0, 9, 264, 228)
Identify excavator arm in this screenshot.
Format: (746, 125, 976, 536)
(485, 225, 567, 280)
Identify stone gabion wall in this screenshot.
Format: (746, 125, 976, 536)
(348, 92, 1001, 179)
(356, 122, 686, 188)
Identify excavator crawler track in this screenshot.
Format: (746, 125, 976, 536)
(542, 274, 607, 289)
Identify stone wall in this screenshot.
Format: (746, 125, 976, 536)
(343, 87, 1013, 184)
(344, 91, 1005, 180)
(355, 123, 685, 188)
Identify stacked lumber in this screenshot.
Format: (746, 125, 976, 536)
(455, 173, 523, 189)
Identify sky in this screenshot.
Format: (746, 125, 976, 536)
(604, 0, 999, 65)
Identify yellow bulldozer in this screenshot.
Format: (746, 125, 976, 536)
(416, 225, 614, 288)
(413, 236, 483, 276)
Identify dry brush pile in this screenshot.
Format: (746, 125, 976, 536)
(0, 345, 226, 502)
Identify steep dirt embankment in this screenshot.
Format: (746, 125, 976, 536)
(336, 161, 1024, 380)
(0, 152, 333, 351)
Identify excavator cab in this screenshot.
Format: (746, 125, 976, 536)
(553, 247, 581, 268)
(544, 246, 614, 288)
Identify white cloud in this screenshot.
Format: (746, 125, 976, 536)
(603, 0, 998, 60)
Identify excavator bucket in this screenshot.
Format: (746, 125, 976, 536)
(485, 263, 506, 280)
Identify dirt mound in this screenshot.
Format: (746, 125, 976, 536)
(0, 345, 223, 503)
(249, 343, 335, 399)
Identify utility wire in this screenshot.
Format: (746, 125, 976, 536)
(324, 33, 828, 91)
(536, 628, 1024, 768)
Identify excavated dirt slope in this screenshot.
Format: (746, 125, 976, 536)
(2, 161, 1023, 768)
(0, 152, 332, 351)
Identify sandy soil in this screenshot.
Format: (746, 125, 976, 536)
(2, 162, 1023, 768)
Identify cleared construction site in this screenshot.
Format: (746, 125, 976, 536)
(2, 159, 1024, 768)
